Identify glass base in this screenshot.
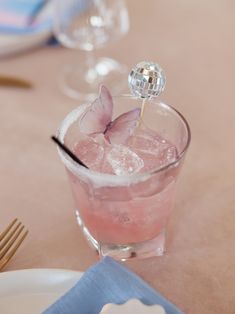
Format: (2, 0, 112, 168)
(59, 57, 128, 101)
(75, 210, 165, 260)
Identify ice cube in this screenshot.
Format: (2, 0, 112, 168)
(74, 137, 104, 170)
(107, 145, 144, 176)
(160, 145, 178, 163)
(127, 126, 178, 171)
(128, 127, 169, 155)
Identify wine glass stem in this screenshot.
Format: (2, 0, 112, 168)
(86, 50, 96, 71)
(85, 50, 98, 84)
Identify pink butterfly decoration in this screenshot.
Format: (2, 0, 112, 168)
(79, 85, 141, 144)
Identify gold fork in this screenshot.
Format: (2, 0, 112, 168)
(0, 218, 28, 271)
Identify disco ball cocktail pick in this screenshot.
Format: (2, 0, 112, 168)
(128, 61, 166, 119)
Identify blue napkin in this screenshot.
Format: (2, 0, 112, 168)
(43, 257, 183, 314)
(0, 0, 52, 34)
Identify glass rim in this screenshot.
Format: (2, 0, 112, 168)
(57, 96, 191, 186)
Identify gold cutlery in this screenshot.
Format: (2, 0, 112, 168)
(0, 218, 28, 271)
(0, 75, 33, 89)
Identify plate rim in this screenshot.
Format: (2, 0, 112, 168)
(0, 268, 84, 313)
(0, 267, 83, 296)
(0, 267, 83, 277)
(0, 30, 52, 57)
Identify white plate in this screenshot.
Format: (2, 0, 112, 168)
(101, 299, 166, 314)
(0, 31, 52, 57)
(0, 268, 83, 314)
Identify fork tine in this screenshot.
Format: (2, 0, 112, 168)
(0, 220, 22, 251)
(0, 225, 25, 259)
(0, 229, 28, 271)
(0, 218, 17, 241)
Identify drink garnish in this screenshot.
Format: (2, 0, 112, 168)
(128, 61, 166, 120)
(79, 85, 141, 145)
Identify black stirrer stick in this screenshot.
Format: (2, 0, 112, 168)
(51, 136, 89, 169)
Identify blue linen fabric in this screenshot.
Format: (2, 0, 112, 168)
(0, 0, 51, 34)
(43, 257, 183, 314)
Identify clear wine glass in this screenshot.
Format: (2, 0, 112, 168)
(53, 0, 130, 100)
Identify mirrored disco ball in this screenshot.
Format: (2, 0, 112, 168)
(128, 61, 166, 99)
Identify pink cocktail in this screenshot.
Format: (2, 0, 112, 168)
(57, 95, 190, 260)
